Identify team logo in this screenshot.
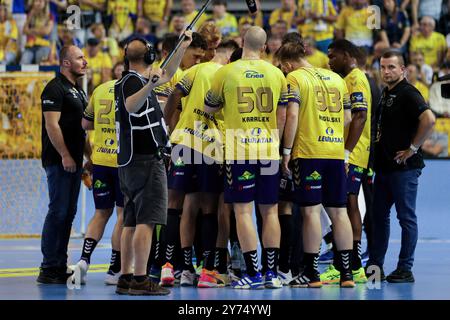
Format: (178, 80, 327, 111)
(354, 166, 364, 174)
(305, 171, 322, 181)
(104, 138, 114, 146)
(325, 127, 334, 136)
(245, 70, 264, 79)
(350, 92, 364, 103)
(386, 97, 393, 107)
(251, 127, 262, 136)
(94, 180, 107, 189)
(174, 158, 185, 167)
(196, 122, 209, 132)
(238, 171, 255, 181)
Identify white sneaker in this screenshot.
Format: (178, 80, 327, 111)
(104, 270, 121, 285)
(277, 269, 293, 286)
(180, 270, 197, 287)
(69, 260, 89, 285)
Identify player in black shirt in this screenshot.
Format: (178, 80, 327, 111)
(37, 45, 89, 284)
(366, 50, 436, 283)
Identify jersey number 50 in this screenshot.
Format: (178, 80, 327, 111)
(237, 87, 273, 113)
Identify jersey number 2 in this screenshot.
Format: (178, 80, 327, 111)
(97, 99, 113, 125)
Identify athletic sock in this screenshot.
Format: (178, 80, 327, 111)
(80, 238, 97, 264)
(120, 273, 133, 282)
(323, 229, 334, 250)
(164, 208, 182, 266)
(182, 247, 195, 272)
(338, 250, 353, 275)
(201, 213, 218, 271)
(243, 250, 259, 277)
(215, 248, 228, 274)
(303, 252, 319, 276)
(279, 214, 293, 273)
(263, 248, 279, 274)
(109, 249, 121, 273)
(352, 240, 362, 270)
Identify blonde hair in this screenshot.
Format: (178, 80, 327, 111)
(198, 21, 222, 49)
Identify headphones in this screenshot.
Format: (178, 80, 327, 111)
(124, 37, 156, 67)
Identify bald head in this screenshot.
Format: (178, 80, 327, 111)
(126, 40, 149, 65)
(243, 26, 267, 52)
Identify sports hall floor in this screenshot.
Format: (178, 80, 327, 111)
(1, 160, 449, 300)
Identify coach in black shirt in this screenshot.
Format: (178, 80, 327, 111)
(37, 45, 89, 284)
(114, 33, 192, 295)
(366, 50, 435, 283)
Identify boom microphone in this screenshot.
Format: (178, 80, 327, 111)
(245, 0, 258, 14)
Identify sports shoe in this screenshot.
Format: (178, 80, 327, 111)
(197, 269, 225, 288)
(277, 269, 293, 286)
(180, 270, 197, 287)
(318, 249, 334, 264)
(148, 264, 161, 283)
(104, 270, 121, 285)
(340, 271, 355, 288)
(216, 273, 231, 286)
(231, 272, 264, 290)
(386, 268, 415, 283)
(115, 275, 132, 295)
(264, 271, 282, 289)
(160, 262, 175, 287)
(36, 267, 73, 284)
(68, 260, 88, 285)
(289, 271, 322, 288)
(352, 267, 368, 284)
(227, 267, 241, 282)
(320, 265, 340, 285)
(129, 277, 171, 296)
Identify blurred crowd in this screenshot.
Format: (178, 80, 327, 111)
(0, 0, 450, 157)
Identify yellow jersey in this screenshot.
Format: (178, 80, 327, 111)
(25, 14, 53, 48)
(0, 19, 18, 61)
(306, 50, 330, 69)
(77, 0, 106, 11)
(410, 32, 447, 67)
(336, 6, 373, 47)
(83, 80, 118, 168)
(287, 67, 350, 160)
(170, 62, 224, 161)
(215, 13, 239, 37)
(143, 0, 166, 22)
(108, 0, 137, 29)
(269, 9, 295, 27)
(83, 50, 113, 89)
(297, 0, 336, 41)
(154, 60, 184, 98)
(205, 59, 288, 161)
(344, 68, 371, 169)
(239, 12, 264, 28)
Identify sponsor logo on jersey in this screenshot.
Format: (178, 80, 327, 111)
(350, 92, 364, 103)
(104, 138, 114, 146)
(174, 158, 185, 167)
(94, 179, 107, 189)
(245, 70, 264, 79)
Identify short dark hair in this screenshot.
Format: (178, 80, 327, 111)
(275, 41, 306, 62)
(355, 46, 368, 68)
(381, 49, 405, 66)
(161, 33, 179, 53)
(281, 32, 303, 46)
(189, 32, 208, 51)
(328, 39, 359, 57)
(230, 47, 243, 62)
(217, 39, 239, 52)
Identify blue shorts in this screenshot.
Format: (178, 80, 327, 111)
(292, 158, 346, 208)
(167, 146, 223, 194)
(92, 164, 124, 209)
(347, 164, 366, 195)
(224, 160, 279, 204)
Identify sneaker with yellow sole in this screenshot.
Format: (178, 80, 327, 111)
(320, 265, 341, 285)
(352, 267, 368, 283)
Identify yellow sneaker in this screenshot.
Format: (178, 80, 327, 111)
(352, 267, 368, 283)
(320, 265, 340, 285)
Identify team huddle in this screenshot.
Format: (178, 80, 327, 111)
(73, 25, 376, 294)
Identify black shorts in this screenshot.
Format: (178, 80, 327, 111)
(119, 154, 168, 227)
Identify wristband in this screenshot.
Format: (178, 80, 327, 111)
(344, 149, 351, 163)
(409, 144, 419, 154)
(282, 147, 292, 156)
